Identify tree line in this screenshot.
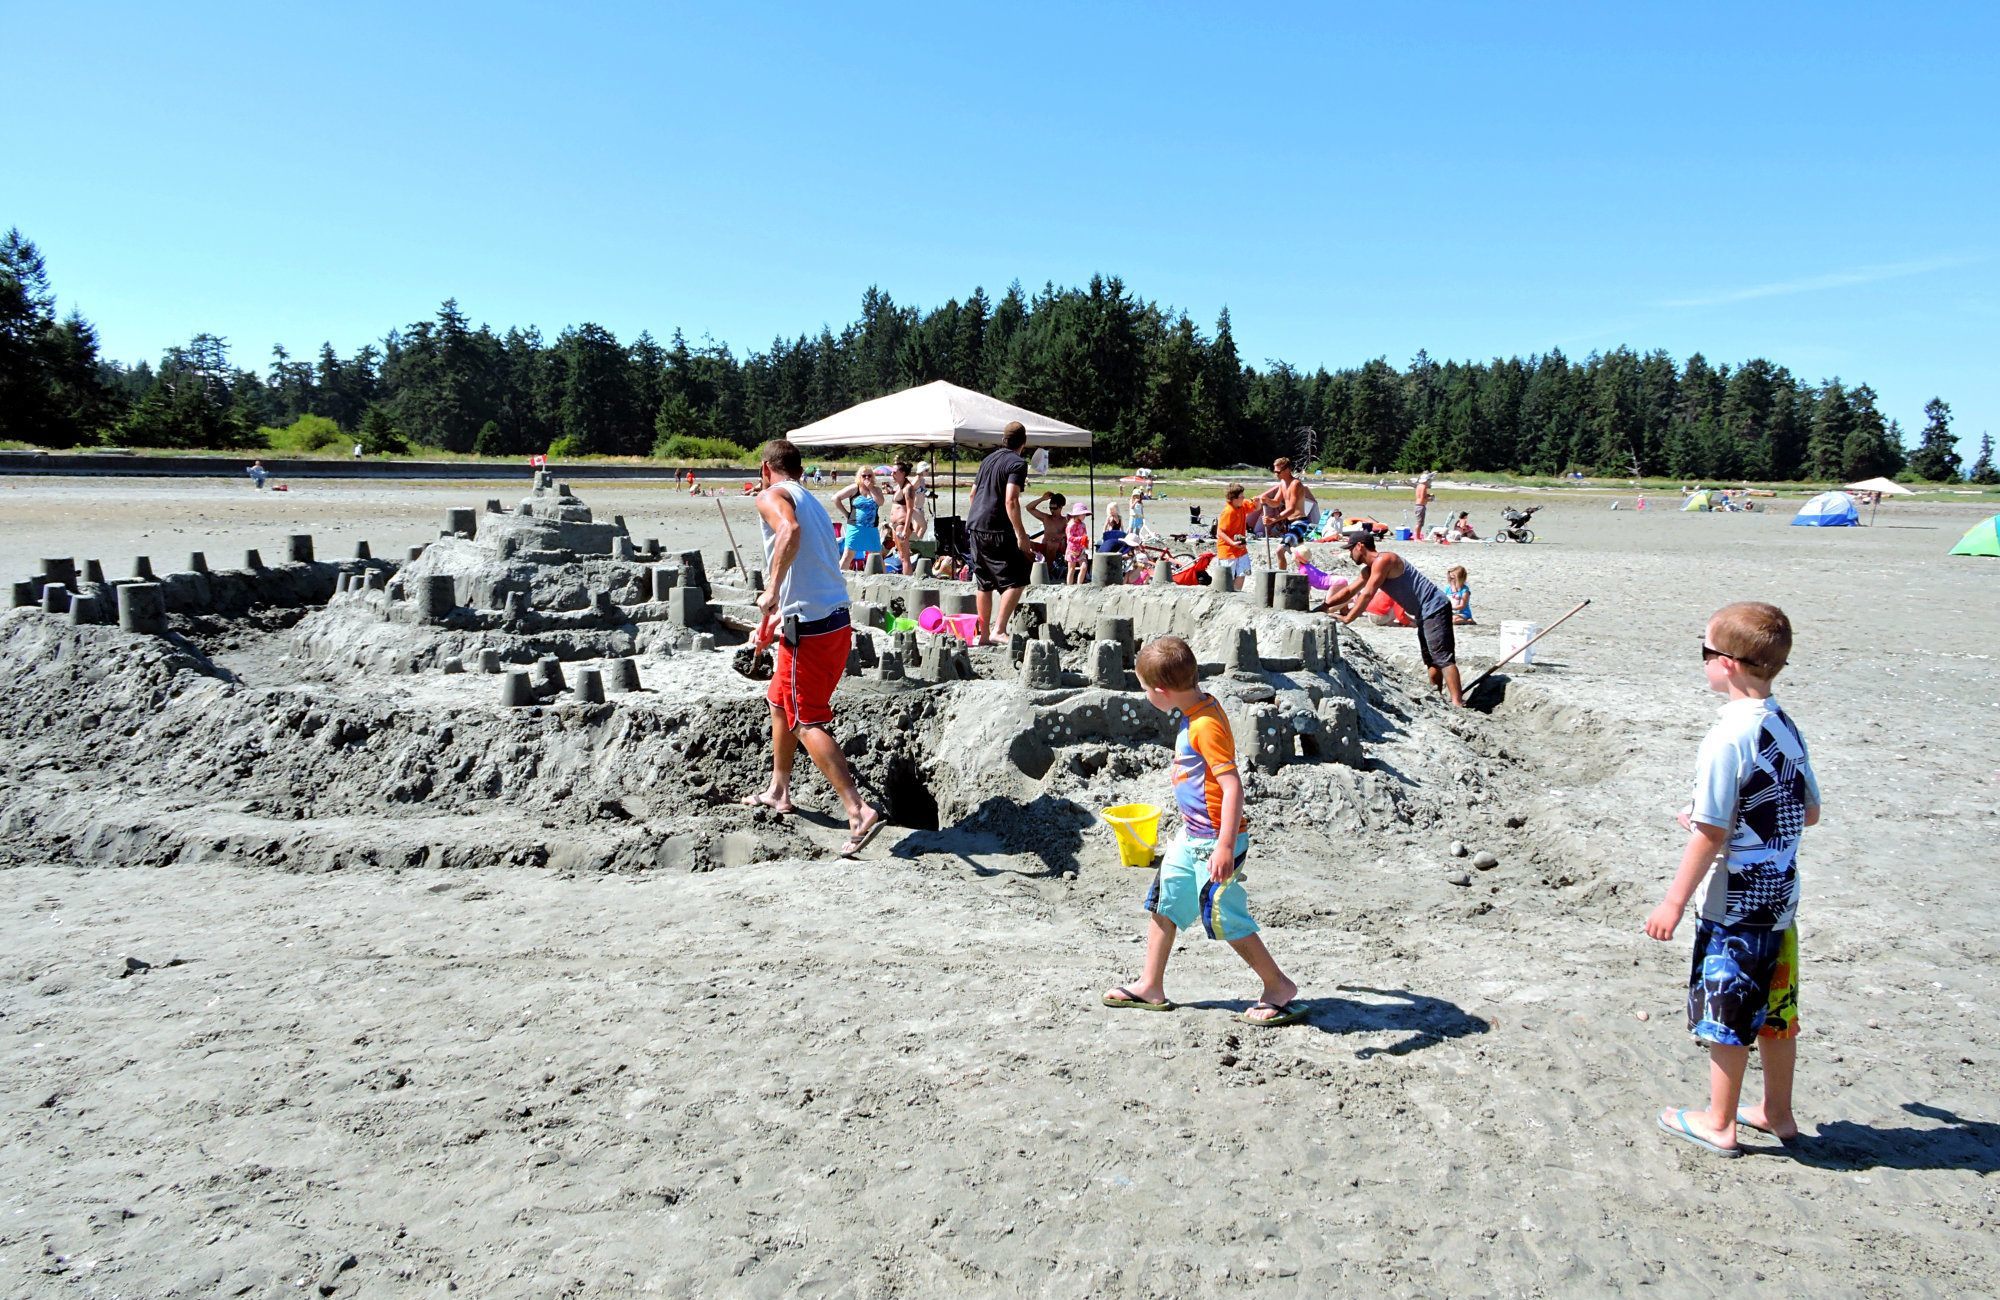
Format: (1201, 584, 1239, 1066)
(3, 226, 1991, 483)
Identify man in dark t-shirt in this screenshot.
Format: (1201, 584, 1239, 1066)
(965, 420, 1034, 644)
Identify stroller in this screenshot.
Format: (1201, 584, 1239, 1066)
(1497, 505, 1540, 544)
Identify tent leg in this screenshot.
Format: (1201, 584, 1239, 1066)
(951, 443, 958, 516)
(1089, 457, 1095, 519)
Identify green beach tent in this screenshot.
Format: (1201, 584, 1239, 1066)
(1948, 514, 2000, 557)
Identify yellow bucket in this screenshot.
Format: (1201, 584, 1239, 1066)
(1101, 803, 1163, 868)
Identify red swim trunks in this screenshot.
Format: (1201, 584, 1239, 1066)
(766, 613, 852, 730)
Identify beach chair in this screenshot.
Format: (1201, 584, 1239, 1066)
(932, 515, 973, 568)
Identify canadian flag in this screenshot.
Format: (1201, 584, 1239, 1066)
(529, 454, 547, 469)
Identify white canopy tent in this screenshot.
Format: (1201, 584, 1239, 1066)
(786, 380, 1096, 515)
(1844, 475, 1914, 524)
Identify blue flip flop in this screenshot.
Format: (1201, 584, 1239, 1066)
(1658, 1108, 1741, 1158)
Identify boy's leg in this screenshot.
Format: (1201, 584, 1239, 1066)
(1226, 933, 1299, 1021)
(1743, 1035, 1799, 1139)
(1742, 926, 1800, 1137)
(1105, 914, 1178, 1005)
(1658, 1044, 1749, 1151)
(1701, 1043, 1751, 1145)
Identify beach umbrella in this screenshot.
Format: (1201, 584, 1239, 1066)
(1844, 476, 1913, 496)
(1948, 514, 2000, 557)
(1791, 491, 1861, 527)
(786, 379, 1092, 517)
(1844, 476, 1914, 524)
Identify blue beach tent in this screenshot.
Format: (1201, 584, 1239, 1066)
(1791, 491, 1860, 527)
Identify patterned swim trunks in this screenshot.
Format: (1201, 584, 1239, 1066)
(1687, 921, 1800, 1046)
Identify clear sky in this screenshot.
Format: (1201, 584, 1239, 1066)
(7, 1, 1995, 458)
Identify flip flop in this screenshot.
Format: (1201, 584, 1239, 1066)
(1241, 1000, 1307, 1027)
(1102, 987, 1174, 1011)
(838, 808, 887, 858)
(1736, 1109, 1801, 1145)
(1657, 1108, 1741, 1158)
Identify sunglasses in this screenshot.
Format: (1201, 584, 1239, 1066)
(1701, 642, 1762, 669)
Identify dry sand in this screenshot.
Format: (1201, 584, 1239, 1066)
(2, 475, 1997, 1297)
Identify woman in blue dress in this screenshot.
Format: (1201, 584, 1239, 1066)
(833, 467, 886, 570)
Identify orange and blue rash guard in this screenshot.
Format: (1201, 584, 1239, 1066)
(1171, 695, 1248, 840)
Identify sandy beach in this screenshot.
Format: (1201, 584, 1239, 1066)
(2, 474, 1996, 1297)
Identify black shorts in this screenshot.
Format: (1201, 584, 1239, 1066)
(1415, 605, 1457, 668)
(969, 528, 1029, 593)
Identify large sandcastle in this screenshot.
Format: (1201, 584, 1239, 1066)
(1, 476, 1446, 876)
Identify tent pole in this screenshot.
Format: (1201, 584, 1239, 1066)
(1089, 454, 1095, 519)
(951, 441, 958, 516)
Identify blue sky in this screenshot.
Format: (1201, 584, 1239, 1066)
(8, 2, 1995, 458)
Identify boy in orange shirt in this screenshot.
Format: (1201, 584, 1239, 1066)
(1215, 485, 1252, 591)
(1102, 636, 1303, 1025)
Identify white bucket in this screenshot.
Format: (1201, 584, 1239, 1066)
(1498, 620, 1540, 668)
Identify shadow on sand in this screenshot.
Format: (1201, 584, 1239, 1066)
(1182, 984, 1490, 1057)
(888, 794, 1088, 879)
(1780, 1102, 2000, 1174)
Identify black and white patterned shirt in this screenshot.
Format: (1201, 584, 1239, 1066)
(1691, 697, 1821, 930)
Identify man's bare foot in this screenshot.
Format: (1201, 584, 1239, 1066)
(838, 805, 887, 857)
(740, 790, 794, 814)
(1736, 1104, 1800, 1141)
(1243, 975, 1300, 1023)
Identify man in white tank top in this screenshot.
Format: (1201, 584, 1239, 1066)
(742, 438, 886, 856)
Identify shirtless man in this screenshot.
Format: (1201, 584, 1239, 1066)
(1412, 471, 1434, 538)
(1321, 527, 1464, 707)
(1255, 457, 1320, 568)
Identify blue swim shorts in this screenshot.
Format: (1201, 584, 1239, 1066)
(1142, 833, 1257, 941)
(1687, 921, 1799, 1047)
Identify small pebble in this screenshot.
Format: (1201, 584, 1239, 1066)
(1450, 841, 1469, 858)
(1447, 871, 1472, 887)
(1472, 851, 1500, 870)
(1505, 814, 1527, 829)
(1867, 1018, 1881, 1029)
(1635, 1010, 1650, 1022)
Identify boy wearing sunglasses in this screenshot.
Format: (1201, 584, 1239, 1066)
(1645, 602, 1821, 1157)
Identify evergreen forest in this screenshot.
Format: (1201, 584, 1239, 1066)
(4, 227, 1988, 483)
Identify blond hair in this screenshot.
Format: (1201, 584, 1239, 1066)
(1710, 601, 1793, 678)
(1446, 565, 1468, 585)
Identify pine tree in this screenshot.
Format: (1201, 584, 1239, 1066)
(359, 404, 409, 455)
(0, 228, 115, 446)
(1967, 433, 1997, 484)
(1905, 397, 1962, 481)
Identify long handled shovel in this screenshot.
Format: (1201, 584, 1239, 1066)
(715, 498, 748, 573)
(1464, 599, 1591, 694)
(716, 498, 773, 680)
